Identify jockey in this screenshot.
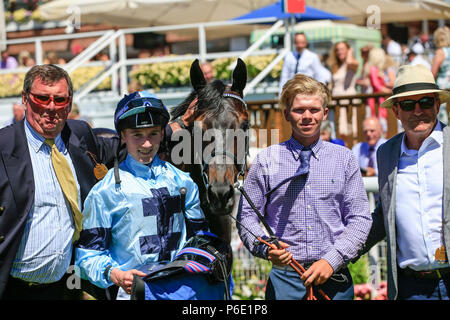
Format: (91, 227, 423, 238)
(75, 91, 208, 300)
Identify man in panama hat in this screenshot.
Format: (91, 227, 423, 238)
(361, 63, 450, 300)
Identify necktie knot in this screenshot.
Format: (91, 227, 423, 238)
(44, 138, 55, 147)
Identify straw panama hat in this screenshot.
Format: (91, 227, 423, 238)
(381, 63, 450, 109)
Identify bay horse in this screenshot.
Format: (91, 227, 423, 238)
(165, 58, 249, 243)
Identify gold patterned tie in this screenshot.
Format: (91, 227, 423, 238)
(45, 139, 83, 242)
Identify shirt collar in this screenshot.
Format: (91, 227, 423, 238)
(400, 121, 443, 156)
(363, 138, 386, 153)
(24, 118, 65, 154)
(288, 136, 322, 161)
(125, 153, 164, 179)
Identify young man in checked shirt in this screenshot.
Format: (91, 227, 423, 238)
(237, 74, 372, 300)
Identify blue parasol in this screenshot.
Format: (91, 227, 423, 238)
(232, 0, 347, 23)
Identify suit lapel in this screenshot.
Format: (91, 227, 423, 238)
(385, 133, 403, 221)
(61, 123, 96, 205)
(1, 122, 35, 218)
(381, 133, 403, 274)
(388, 134, 404, 235)
(443, 125, 450, 258)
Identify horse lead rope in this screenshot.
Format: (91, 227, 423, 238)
(231, 181, 330, 301)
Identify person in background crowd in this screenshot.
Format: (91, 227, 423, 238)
(127, 80, 144, 93)
(320, 120, 345, 147)
(238, 73, 371, 300)
(352, 117, 386, 177)
(366, 47, 396, 132)
(1, 48, 18, 69)
(407, 43, 431, 70)
(279, 32, 331, 92)
(18, 51, 35, 68)
(419, 33, 434, 62)
(360, 64, 450, 300)
(2, 102, 25, 128)
(0, 64, 119, 300)
(356, 44, 374, 95)
(382, 34, 402, 66)
(326, 41, 359, 142)
(431, 26, 450, 124)
(68, 103, 93, 127)
(200, 61, 214, 83)
(43, 51, 66, 65)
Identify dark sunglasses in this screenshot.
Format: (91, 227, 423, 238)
(396, 96, 435, 112)
(28, 92, 71, 106)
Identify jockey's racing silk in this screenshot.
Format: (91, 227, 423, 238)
(75, 154, 207, 288)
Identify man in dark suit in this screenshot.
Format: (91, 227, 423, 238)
(0, 64, 118, 299)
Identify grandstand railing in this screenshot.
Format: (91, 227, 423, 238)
(0, 17, 290, 102)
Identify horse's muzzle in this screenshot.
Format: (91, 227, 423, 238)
(207, 183, 235, 215)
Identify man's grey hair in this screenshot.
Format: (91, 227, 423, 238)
(23, 64, 73, 97)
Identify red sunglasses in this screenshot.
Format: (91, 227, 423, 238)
(28, 92, 71, 106)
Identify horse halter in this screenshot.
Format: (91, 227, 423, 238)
(199, 92, 249, 193)
(223, 93, 247, 110)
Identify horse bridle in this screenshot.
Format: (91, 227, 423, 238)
(200, 92, 249, 196)
(171, 92, 249, 204)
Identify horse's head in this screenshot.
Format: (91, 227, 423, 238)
(171, 58, 248, 216)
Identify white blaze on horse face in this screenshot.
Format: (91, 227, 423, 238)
(203, 128, 228, 165)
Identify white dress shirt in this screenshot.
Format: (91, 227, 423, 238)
(279, 49, 331, 92)
(395, 122, 449, 271)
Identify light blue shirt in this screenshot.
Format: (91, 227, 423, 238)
(279, 49, 331, 92)
(352, 138, 387, 176)
(396, 121, 449, 271)
(10, 119, 80, 283)
(75, 154, 205, 288)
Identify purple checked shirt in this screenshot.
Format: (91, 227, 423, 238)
(237, 136, 372, 272)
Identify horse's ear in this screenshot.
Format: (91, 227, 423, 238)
(230, 58, 247, 96)
(190, 59, 207, 91)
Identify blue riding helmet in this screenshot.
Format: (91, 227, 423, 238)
(114, 91, 170, 133)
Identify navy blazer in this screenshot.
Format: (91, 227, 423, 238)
(0, 119, 119, 298)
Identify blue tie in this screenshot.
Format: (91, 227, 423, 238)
(297, 147, 312, 176)
(265, 147, 312, 197)
(368, 146, 375, 168)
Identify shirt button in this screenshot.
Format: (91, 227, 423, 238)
(309, 246, 312, 250)
(308, 226, 312, 230)
(307, 205, 311, 209)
